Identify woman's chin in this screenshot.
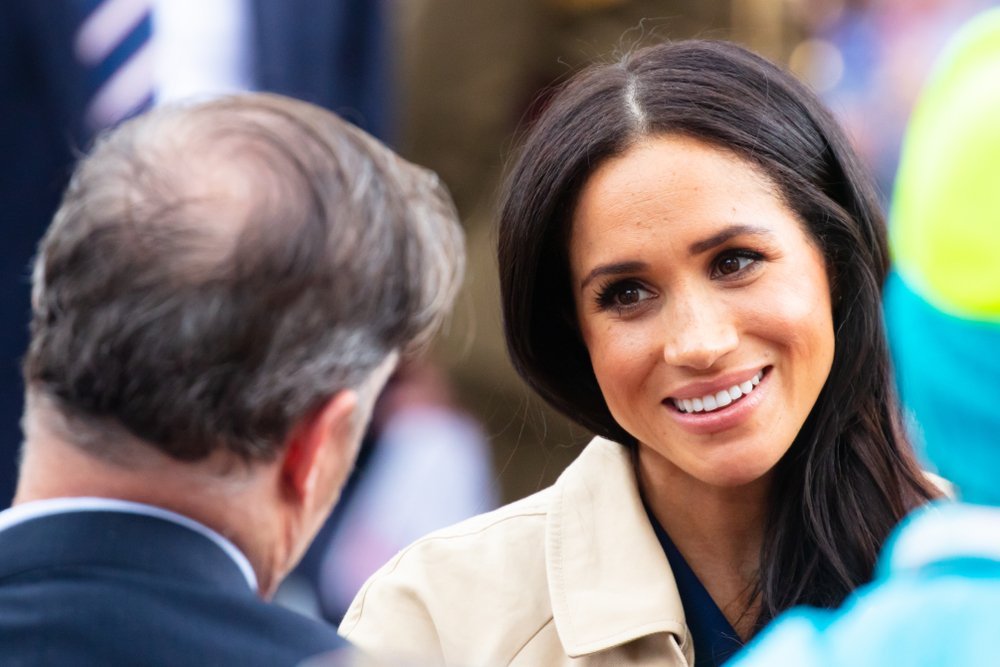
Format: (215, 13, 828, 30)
(693, 458, 777, 491)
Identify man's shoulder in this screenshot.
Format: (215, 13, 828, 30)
(0, 507, 345, 666)
(0, 559, 344, 666)
(213, 591, 347, 659)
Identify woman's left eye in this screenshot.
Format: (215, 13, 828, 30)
(712, 251, 761, 278)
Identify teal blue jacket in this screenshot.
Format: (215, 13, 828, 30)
(730, 502, 1000, 666)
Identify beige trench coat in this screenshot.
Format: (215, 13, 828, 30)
(340, 437, 694, 666)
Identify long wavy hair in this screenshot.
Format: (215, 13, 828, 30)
(497, 40, 938, 631)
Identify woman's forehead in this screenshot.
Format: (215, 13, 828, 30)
(569, 138, 787, 245)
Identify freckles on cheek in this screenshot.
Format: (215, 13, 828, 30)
(767, 302, 825, 343)
(598, 337, 662, 407)
(779, 292, 826, 324)
(753, 283, 835, 375)
(769, 264, 832, 318)
(796, 287, 834, 333)
(603, 324, 655, 361)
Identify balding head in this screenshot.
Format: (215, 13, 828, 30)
(24, 94, 464, 464)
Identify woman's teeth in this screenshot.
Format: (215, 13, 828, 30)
(672, 371, 763, 414)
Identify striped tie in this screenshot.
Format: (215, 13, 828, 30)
(74, 0, 155, 131)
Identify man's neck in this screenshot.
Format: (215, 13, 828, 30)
(16, 430, 290, 598)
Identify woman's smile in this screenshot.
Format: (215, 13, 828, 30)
(667, 366, 766, 413)
(665, 366, 770, 436)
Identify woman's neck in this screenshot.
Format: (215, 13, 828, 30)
(635, 444, 770, 640)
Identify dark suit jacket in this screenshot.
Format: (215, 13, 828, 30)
(0, 509, 347, 666)
(0, 0, 390, 507)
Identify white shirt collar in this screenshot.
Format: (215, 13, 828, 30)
(0, 497, 258, 591)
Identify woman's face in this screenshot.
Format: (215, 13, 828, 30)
(568, 134, 835, 490)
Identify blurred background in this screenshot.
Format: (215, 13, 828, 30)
(1, 0, 995, 623)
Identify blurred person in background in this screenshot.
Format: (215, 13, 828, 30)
(789, 0, 995, 200)
(731, 8, 1000, 663)
(340, 39, 941, 667)
(0, 93, 464, 666)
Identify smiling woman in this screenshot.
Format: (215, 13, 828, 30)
(339, 40, 940, 667)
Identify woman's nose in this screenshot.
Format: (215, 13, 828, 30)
(660, 295, 739, 370)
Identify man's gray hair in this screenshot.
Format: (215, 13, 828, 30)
(24, 93, 464, 462)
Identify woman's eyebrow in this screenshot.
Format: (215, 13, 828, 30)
(579, 225, 775, 290)
(688, 224, 776, 255)
(580, 260, 647, 290)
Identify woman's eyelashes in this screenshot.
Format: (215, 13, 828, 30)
(592, 248, 767, 314)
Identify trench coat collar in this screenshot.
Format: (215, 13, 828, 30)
(546, 437, 692, 661)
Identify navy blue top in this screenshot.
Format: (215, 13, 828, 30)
(645, 507, 744, 666)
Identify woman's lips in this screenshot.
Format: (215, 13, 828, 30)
(670, 369, 764, 414)
(663, 367, 771, 435)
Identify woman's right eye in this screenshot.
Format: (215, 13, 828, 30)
(596, 280, 653, 312)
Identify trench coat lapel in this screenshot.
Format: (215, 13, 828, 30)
(546, 437, 693, 662)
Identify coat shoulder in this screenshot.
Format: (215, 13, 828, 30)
(339, 487, 556, 664)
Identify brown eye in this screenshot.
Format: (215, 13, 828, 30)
(596, 280, 654, 312)
(712, 252, 758, 278)
(717, 256, 744, 275)
(617, 286, 643, 305)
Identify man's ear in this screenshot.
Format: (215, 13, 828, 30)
(280, 389, 359, 503)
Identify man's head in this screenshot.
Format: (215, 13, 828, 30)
(18, 93, 464, 592)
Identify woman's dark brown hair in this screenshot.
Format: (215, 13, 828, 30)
(497, 40, 937, 631)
